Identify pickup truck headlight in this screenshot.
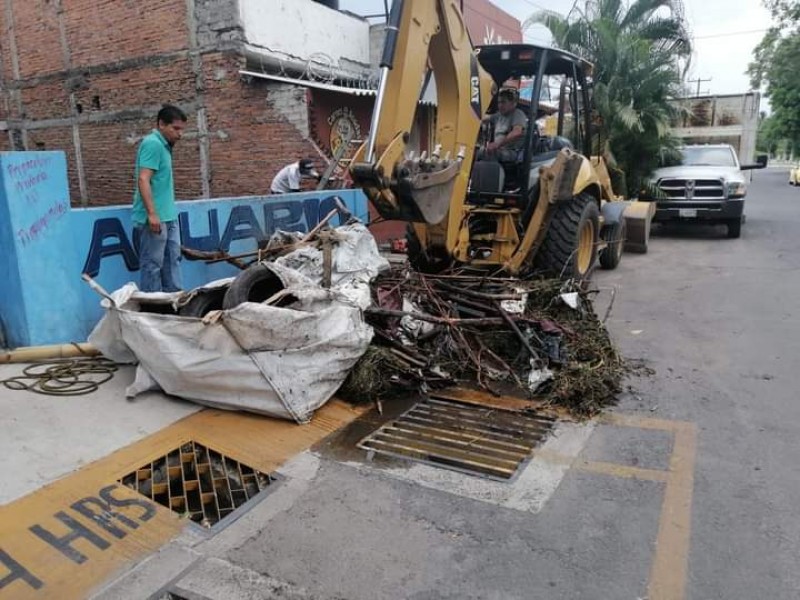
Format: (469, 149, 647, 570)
(726, 181, 747, 198)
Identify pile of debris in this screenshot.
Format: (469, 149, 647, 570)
(340, 268, 624, 416)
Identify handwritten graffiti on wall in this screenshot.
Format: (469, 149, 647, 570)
(4, 155, 68, 247)
(82, 195, 346, 278)
(16, 200, 69, 247)
(6, 156, 55, 203)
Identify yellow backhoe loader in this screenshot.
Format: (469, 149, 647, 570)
(350, 0, 654, 278)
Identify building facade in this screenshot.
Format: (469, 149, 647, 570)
(0, 0, 521, 214)
(669, 93, 761, 164)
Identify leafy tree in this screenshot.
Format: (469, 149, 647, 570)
(757, 114, 781, 156)
(525, 0, 692, 193)
(748, 1, 800, 158)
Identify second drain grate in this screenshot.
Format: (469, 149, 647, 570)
(120, 441, 274, 528)
(358, 396, 556, 481)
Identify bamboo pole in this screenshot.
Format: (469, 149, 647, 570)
(0, 343, 100, 364)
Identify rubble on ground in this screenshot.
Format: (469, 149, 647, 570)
(339, 267, 624, 417)
(91, 216, 624, 420)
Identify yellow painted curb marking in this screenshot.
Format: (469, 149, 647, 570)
(603, 413, 698, 600)
(536, 413, 697, 600)
(0, 399, 366, 600)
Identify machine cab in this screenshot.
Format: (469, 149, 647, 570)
(470, 44, 593, 210)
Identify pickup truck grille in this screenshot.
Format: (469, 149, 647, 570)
(657, 178, 725, 201)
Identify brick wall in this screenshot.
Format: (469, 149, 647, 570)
(6, 0, 65, 78)
(0, 0, 328, 208)
(26, 126, 79, 202)
(203, 53, 318, 197)
(62, 0, 190, 68)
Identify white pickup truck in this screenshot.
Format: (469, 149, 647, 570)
(644, 144, 767, 238)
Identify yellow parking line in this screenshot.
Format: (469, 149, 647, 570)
(647, 422, 697, 600)
(574, 459, 670, 483)
(599, 413, 697, 600)
(534, 450, 669, 482)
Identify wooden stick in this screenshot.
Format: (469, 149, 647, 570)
(320, 231, 333, 288)
(299, 208, 339, 243)
(191, 207, 341, 266)
(434, 280, 525, 301)
(494, 301, 540, 360)
(181, 246, 249, 268)
(365, 308, 506, 327)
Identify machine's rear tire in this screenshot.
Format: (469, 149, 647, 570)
(599, 217, 625, 270)
(534, 193, 599, 280)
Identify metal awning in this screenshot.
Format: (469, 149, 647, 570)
(240, 69, 437, 106)
(240, 69, 378, 96)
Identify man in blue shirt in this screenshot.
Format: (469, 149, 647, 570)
(132, 104, 187, 292)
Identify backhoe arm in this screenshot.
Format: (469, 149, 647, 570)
(350, 0, 495, 225)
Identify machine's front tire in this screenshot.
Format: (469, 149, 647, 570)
(534, 193, 599, 280)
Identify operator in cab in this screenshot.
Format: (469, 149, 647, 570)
(480, 88, 527, 163)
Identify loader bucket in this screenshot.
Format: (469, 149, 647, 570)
(622, 201, 656, 253)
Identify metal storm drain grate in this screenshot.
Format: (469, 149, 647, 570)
(358, 397, 556, 481)
(120, 441, 273, 528)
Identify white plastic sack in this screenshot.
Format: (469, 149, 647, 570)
(89, 225, 386, 423)
(275, 223, 389, 309)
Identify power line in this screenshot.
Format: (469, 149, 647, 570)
(513, 0, 553, 12)
(693, 28, 769, 40)
(687, 77, 712, 97)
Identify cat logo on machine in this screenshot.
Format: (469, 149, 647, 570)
(470, 55, 482, 118)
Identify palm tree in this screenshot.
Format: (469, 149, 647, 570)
(525, 0, 692, 193)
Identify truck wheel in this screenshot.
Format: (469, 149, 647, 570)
(599, 218, 626, 270)
(535, 193, 599, 280)
(406, 224, 452, 273)
(726, 218, 742, 239)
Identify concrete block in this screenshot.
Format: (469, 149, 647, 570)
(170, 557, 314, 600)
(90, 543, 201, 600)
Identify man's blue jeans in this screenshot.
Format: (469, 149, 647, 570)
(137, 220, 182, 292)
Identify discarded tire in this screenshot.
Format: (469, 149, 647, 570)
(222, 263, 286, 310)
(534, 192, 599, 279)
(599, 217, 625, 270)
(137, 301, 178, 315)
(406, 224, 452, 273)
(178, 287, 227, 318)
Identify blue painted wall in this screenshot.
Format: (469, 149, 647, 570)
(0, 151, 369, 348)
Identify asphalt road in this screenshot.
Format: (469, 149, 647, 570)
(595, 165, 800, 599)
(162, 167, 800, 600)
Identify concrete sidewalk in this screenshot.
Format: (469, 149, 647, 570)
(0, 362, 199, 505)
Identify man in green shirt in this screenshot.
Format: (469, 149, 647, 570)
(132, 104, 187, 292)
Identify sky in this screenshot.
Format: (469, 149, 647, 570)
(338, 0, 774, 98)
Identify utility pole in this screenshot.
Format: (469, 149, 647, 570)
(687, 77, 712, 97)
